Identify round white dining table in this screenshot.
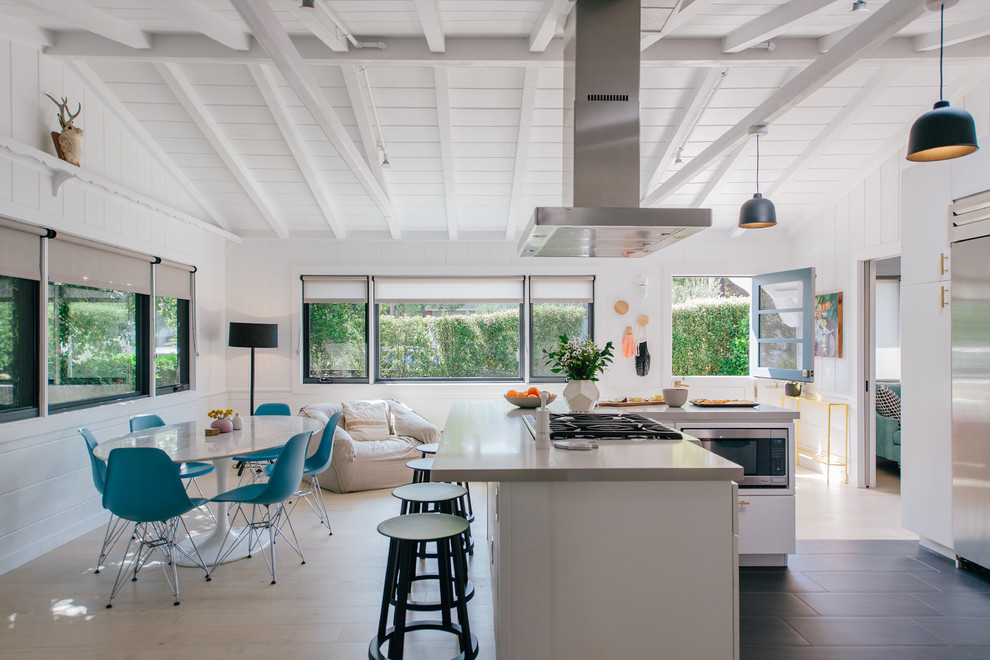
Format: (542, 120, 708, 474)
(93, 415, 324, 565)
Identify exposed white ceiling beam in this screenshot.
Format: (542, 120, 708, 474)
(413, 0, 445, 53)
(642, 0, 714, 51)
(341, 66, 389, 194)
(506, 67, 539, 240)
(157, 0, 250, 51)
(765, 64, 904, 198)
(46, 32, 990, 66)
(65, 61, 233, 233)
(23, 0, 150, 49)
(818, 25, 854, 53)
(0, 12, 52, 49)
(434, 67, 458, 238)
(235, 0, 399, 238)
(644, 67, 726, 199)
(914, 13, 990, 51)
(642, 0, 927, 208)
(722, 0, 834, 54)
(248, 63, 346, 239)
(693, 141, 750, 208)
(530, 0, 575, 53)
(284, 0, 349, 52)
(155, 62, 289, 238)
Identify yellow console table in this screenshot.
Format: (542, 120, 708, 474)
(781, 394, 849, 484)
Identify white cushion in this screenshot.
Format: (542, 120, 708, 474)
(342, 400, 390, 441)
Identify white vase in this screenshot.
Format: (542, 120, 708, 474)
(563, 379, 600, 412)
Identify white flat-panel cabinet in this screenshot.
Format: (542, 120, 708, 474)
(901, 161, 951, 287)
(736, 494, 796, 556)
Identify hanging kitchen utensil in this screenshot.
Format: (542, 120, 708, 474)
(635, 321, 650, 376)
(622, 326, 635, 358)
(614, 300, 629, 315)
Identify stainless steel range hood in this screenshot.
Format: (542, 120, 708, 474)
(517, 0, 711, 258)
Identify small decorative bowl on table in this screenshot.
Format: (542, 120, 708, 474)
(504, 393, 556, 408)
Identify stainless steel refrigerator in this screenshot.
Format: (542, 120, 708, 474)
(951, 192, 990, 571)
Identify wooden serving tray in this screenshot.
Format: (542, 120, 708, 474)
(597, 400, 665, 407)
(689, 399, 759, 408)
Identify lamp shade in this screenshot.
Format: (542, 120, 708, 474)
(906, 100, 979, 162)
(738, 193, 777, 229)
(228, 322, 278, 348)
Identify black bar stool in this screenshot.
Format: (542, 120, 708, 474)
(371, 513, 478, 660)
(406, 457, 433, 484)
(392, 483, 475, 557)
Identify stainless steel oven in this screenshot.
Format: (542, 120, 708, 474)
(681, 427, 789, 489)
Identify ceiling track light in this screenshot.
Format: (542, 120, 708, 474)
(906, 1, 979, 162)
(358, 66, 392, 170)
(851, 1, 868, 13)
(739, 125, 776, 230)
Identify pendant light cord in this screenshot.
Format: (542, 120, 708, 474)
(939, 3, 944, 100)
(756, 133, 761, 195)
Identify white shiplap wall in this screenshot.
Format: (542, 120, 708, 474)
(0, 38, 229, 575)
(789, 76, 990, 552)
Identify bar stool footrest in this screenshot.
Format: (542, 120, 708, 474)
(369, 623, 479, 660)
(393, 577, 475, 611)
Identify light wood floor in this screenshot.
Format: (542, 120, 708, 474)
(1, 464, 911, 659)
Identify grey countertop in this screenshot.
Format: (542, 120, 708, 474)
(430, 400, 752, 483)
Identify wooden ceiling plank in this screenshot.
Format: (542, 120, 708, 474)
(644, 67, 726, 199)
(722, 0, 835, 54)
(284, 1, 349, 52)
(157, 0, 251, 51)
(818, 25, 854, 53)
(65, 61, 233, 232)
(914, 13, 990, 51)
(642, 0, 927, 208)
(0, 12, 53, 49)
(434, 67, 458, 238)
(766, 64, 904, 198)
(505, 67, 539, 240)
(693, 141, 749, 208)
(530, 0, 575, 53)
(155, 62, 289, 238)
(641, 0, 714, 51)
(413, 0, 445, 53)
(234, 0, 399, 238)
(249, 63, 346, 239)
(23, 0, 150, 50)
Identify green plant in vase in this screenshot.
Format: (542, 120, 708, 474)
(543, 335, 614, 411)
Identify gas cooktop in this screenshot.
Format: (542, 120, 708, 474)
(549, 413, 682, 441)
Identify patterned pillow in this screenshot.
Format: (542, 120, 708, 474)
(876, 384, 901, 428)
(342, 401, 390, 442)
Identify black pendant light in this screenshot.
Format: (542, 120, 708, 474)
(739, 125, 776, 229)
(906, 2, 979, 162)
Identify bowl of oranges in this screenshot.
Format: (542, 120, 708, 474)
(504, 387, 556, 408)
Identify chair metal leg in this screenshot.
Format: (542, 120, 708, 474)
(185, 477, 217, 523)
(95, 512, 130, 574)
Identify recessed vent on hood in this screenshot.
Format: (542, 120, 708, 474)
(517, 0, 712, 258)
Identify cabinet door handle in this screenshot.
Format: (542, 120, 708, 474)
(941, 286, 949, 309)
(940, 252, 949, 275)
(738, 500, 751, 506)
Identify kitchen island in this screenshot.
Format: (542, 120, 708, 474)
(432, 400, 746, 660)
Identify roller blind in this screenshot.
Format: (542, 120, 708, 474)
(302, 276, 368, 304)
(156, 261, 194, 300)
(0, 221, 44, 281)
(374, 277, 524, 304)
(530, 276, 595, 303)
(48, 237, 154, 294)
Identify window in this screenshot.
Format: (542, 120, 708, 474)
(303, 277, 368, 382)
(375, 277, 523, 380)
(750, 267, 815, 382)
(0, 223, 42, 422)
(47, 238, 152, 411)
(530, 276, 594, 380)
(154, 262, 193, 394)
(671, 276, 751, 376)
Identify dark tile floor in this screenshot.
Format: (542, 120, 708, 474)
(740, 539, 990, 659)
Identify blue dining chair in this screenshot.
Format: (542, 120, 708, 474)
(213, 431, 312, 584)
(233, 402, 292, 482)
(129, 414, 216, 522)
(265, 411, 340, 534)
(80, 429, 130, 574)
(102, 447, 212, 608)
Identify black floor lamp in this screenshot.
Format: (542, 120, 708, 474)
(228, 322, 278, 415)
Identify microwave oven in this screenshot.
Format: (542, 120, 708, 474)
(681, 427, 789, 489)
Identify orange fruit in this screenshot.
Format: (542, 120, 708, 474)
(527, 393, 538, 397)
(527, 386, 539, 395)
(507, 390, 518, 397)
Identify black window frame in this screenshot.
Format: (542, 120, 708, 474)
(0, 276, 40, 423)
(155, 296, 191, 395)
(374, 301, 525, 383)
(302, 300, 371, 384)
(529, 301, 595, 383)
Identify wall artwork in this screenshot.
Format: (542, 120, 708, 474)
(814, 292, 843, 358)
